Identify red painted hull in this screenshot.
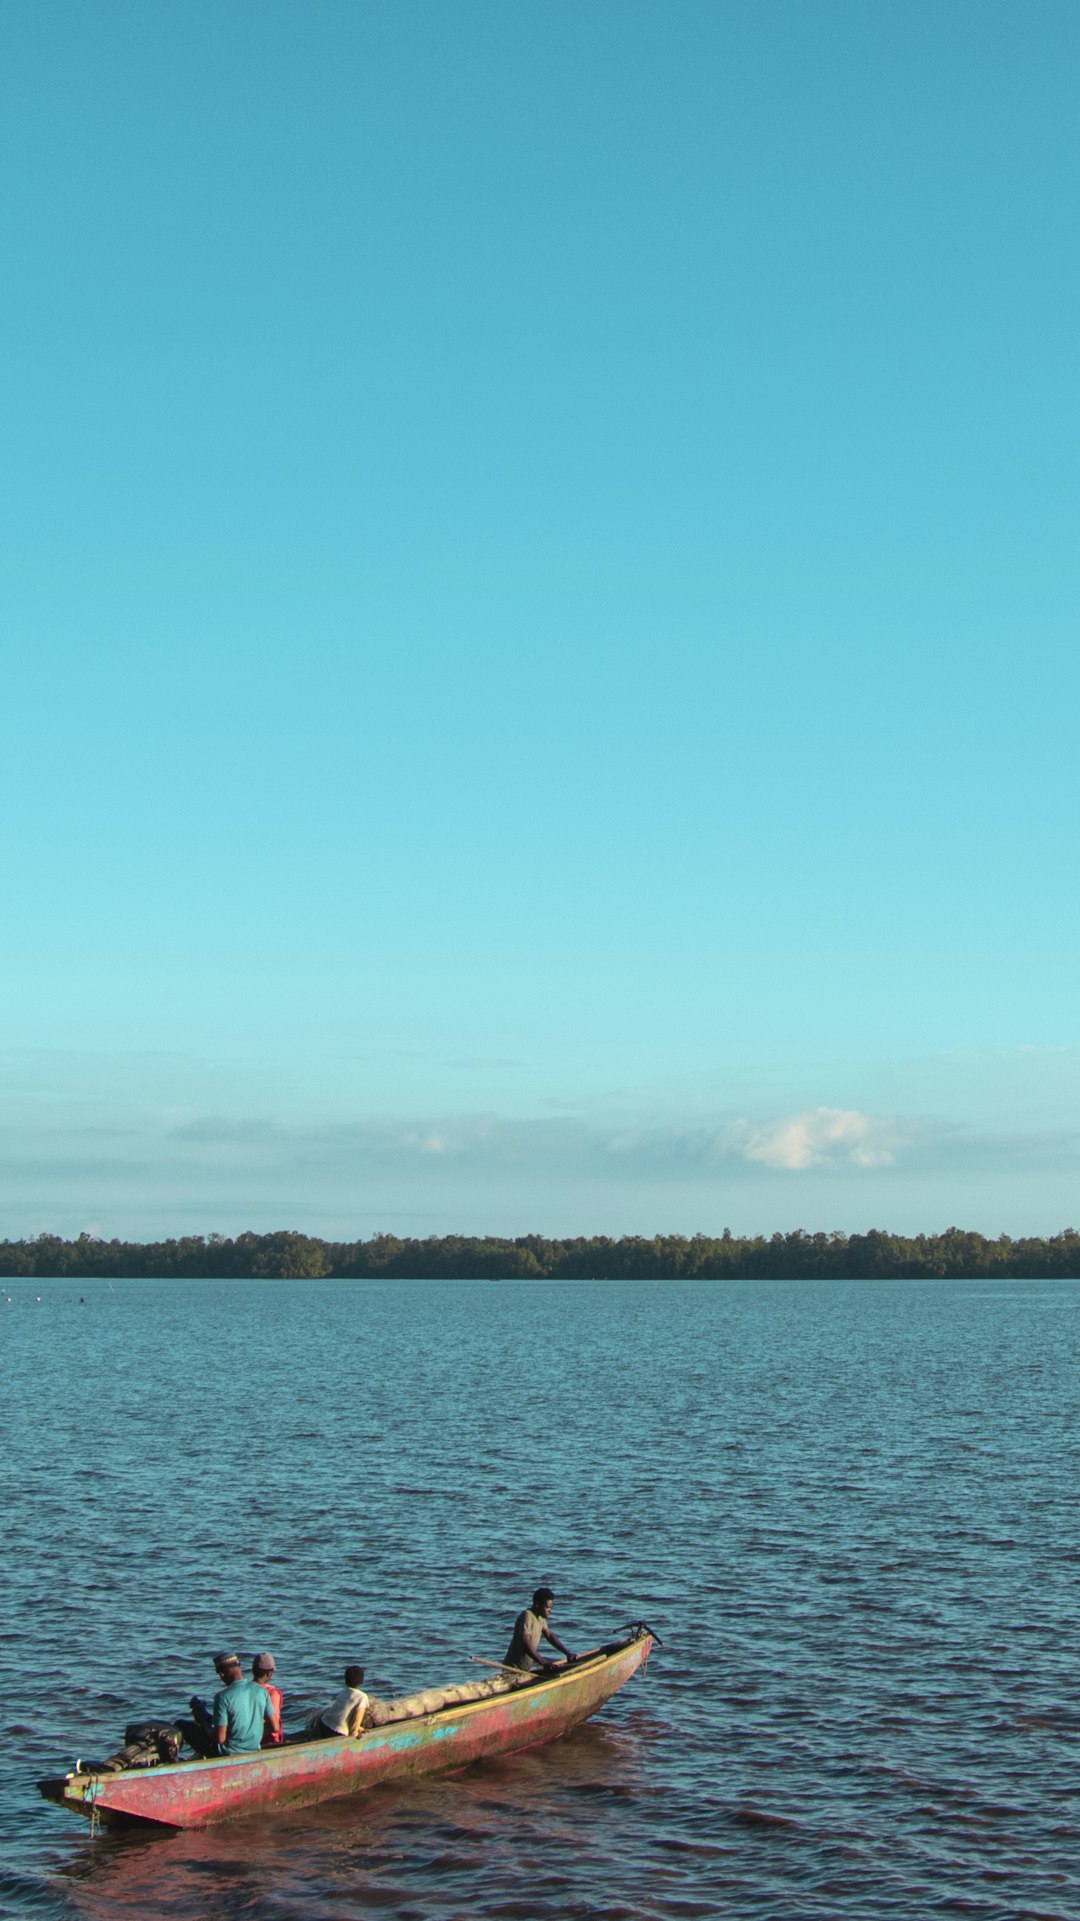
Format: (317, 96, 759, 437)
(39, 1631, 654, 1829)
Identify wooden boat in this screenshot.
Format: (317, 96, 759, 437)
(39, 1625, 656, 1830)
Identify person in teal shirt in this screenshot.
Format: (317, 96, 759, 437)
(213, 1656, 281, 1754)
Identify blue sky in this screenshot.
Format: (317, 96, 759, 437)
(3, 0, 1078, 1240)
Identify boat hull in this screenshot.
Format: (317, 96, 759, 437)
(39, 1631, 653, 1829)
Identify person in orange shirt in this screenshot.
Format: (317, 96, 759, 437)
(252, 1653, 284, 1744)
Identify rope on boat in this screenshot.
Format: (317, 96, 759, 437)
(74, 1761, 105, 1837)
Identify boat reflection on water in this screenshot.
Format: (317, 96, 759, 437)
(49, 1710, 667, 1921)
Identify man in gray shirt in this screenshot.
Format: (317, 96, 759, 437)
(504, 1587, 576, 1671)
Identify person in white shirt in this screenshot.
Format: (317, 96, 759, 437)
(313, 1664, 369, 1739)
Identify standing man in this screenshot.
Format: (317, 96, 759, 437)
(504, 1587, 576, 1671)
(214, 1654, 281, 1754)
(252, 1652, 284, 1745)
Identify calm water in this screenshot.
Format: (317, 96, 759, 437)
(2, 1277, 1079, 1920)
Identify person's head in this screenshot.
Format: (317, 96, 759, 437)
(252, 1653, 276, 1681)
(532, 1587, 555, 1618)
(344, 1664, 365, 1689)
(213, 1651, 241, 1681)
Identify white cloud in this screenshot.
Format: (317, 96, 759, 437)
(735, 1107, 897, 1171)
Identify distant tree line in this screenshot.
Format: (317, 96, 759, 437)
(3, 1226, 1080, 1280)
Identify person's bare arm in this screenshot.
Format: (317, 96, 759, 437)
(542, 1624, 575, 1661)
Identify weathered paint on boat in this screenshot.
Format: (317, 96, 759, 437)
(39, 1629, 654, 1829)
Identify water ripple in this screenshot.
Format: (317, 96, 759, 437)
(2, 1277, 1080, 1919)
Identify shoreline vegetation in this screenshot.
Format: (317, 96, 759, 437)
(2, 1227, 1080, 1280)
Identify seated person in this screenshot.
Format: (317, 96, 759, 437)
(252, 1653, 284, 1746)
(504, 1587, 575, 1671)
(214, 1655, 281, 1754)
(312, 1665, 369, 1739)
(178, 1651, 242, 1758)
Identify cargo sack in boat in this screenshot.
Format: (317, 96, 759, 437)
(365, 1670, 532, 1728)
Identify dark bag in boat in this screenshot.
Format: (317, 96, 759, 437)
(124, 1719, 179, 1748)
(102, 1722, 183, 1770)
